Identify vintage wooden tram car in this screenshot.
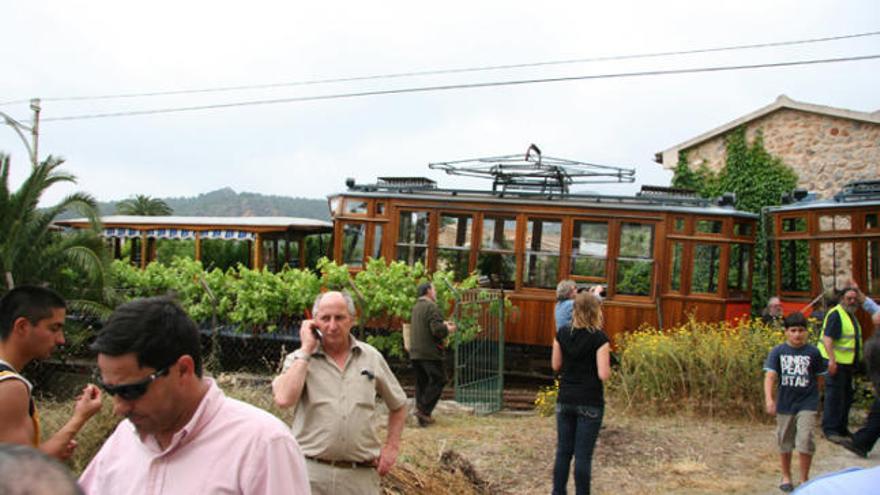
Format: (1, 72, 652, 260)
(765, 180, 880, 337)
(327, 149, 758, 346)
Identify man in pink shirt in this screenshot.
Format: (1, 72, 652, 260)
(79, 296, 310, 495)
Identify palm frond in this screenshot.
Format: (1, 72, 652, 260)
(66, 298, 113, 319)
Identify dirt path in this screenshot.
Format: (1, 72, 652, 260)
(398, 402, 877, 494)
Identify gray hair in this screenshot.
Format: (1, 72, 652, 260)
(556, 280, 577, 301)
(0, 444, 83, 495)
(312, 290, 357, 317)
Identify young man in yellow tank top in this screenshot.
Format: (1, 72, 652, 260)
(0, 286, 103, 460)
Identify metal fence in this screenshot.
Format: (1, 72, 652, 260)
(453, 288, 505, 415)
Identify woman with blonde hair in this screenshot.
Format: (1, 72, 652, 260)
(551, 291, 611, 495)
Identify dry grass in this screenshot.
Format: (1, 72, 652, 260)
(35, 374, 877, 494)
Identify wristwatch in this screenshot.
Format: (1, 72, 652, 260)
(292, 349, 312, 362)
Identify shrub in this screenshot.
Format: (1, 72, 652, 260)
(611, 317, 783, 419)
(534, 380, 559, 417)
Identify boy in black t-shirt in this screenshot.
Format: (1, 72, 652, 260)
(763, 312, 827, 493)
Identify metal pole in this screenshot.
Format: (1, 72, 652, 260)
(29, 98, 40, 167)
(497, 289, 505, 411)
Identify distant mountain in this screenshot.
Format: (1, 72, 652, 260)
(57, 188, 331, 221)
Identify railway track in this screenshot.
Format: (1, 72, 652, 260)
(402, 386, 538, 410)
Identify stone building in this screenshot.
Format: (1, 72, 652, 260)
(655, 95, 880, 199)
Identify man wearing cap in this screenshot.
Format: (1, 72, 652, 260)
(409, 282, 456, 427)
(273, 290, 407, 495)
(80, 296, 309, 495)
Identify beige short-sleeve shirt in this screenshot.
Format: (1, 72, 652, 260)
(285, 336, 406, 462)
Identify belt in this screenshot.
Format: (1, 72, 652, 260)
(305, 456, 376, 469)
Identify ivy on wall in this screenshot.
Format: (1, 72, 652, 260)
(671, 126, 799, 312)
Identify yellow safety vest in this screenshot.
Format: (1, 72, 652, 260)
(819, 304, 861, 365)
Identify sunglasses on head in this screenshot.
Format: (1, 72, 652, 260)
(96, 366, 170, 401)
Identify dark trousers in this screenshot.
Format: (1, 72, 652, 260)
(413, 359, 446, 416)
(822, 363, 855, 436)
(553, 403, 603, 495)
(853, 397, 880, 453)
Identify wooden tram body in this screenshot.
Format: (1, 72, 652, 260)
(765, 181, 880, 338)
(328, 178, 758, 346)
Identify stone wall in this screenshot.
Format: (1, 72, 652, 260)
(681, 108, 880, 198)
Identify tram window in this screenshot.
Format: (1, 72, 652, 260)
(437, 214, 473, 281)
(615, 223, 654, 296)
(571, 221, 608, 279)
(477, 215, 516, 289)
(376, 202, 386, 216)
(728, 243, 751, 297)
(673, 217, 686, 232)
(524, 219, 561, 289)
(696, 219, 723, 235)
(396, 211, 429, 265)
(868, 240, 880, 295)
(819, 214, 851, 232)
(866, 213, 879, 229)
(371, 224, 383, 260)
(342, 223, 366, 267)
(780, 239, 810, 292)
(734, 222, 753, 237)
(344, 199, 369, 215)
(782, 217, 807, 233)
(819, 241, 853, 291)
(670, 242, 684, 292)
(692, 244, 721, 294)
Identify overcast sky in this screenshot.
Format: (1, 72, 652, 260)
(2, 1, 879, 207)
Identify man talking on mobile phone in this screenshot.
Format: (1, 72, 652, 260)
(273, 290, 407, 495)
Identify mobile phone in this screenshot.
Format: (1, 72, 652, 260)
(311, 326, 323, 341)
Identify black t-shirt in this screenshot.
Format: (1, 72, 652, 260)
(556, 326, 609, 407)
(763, 343, 826, 414)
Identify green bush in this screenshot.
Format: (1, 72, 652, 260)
(110, 256, 486, 359)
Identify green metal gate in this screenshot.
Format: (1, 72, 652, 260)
(452, 288, 505, 414)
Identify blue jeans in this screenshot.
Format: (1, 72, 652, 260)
(822, 363, 854, 437)
(553, 403, 604, 495)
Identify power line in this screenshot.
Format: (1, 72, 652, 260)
(3, 30, 879, 107)
(41, 53, 880, 122)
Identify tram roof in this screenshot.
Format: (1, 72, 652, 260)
(765, 180, 880, 214)
(765, 197, 880, 213)
(56, 215, 333, 232)
(335, 186, 758, 219)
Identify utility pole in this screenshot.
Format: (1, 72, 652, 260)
(30, 98, 40, 168)
(0, 97, 41, 167)
(1, 98, 41, 289)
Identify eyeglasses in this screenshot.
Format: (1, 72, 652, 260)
(96, 366, 170, 401)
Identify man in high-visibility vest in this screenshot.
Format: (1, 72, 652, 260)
(820, 287, 863, 442)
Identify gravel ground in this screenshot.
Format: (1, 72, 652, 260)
(396, 400, 877, 494)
